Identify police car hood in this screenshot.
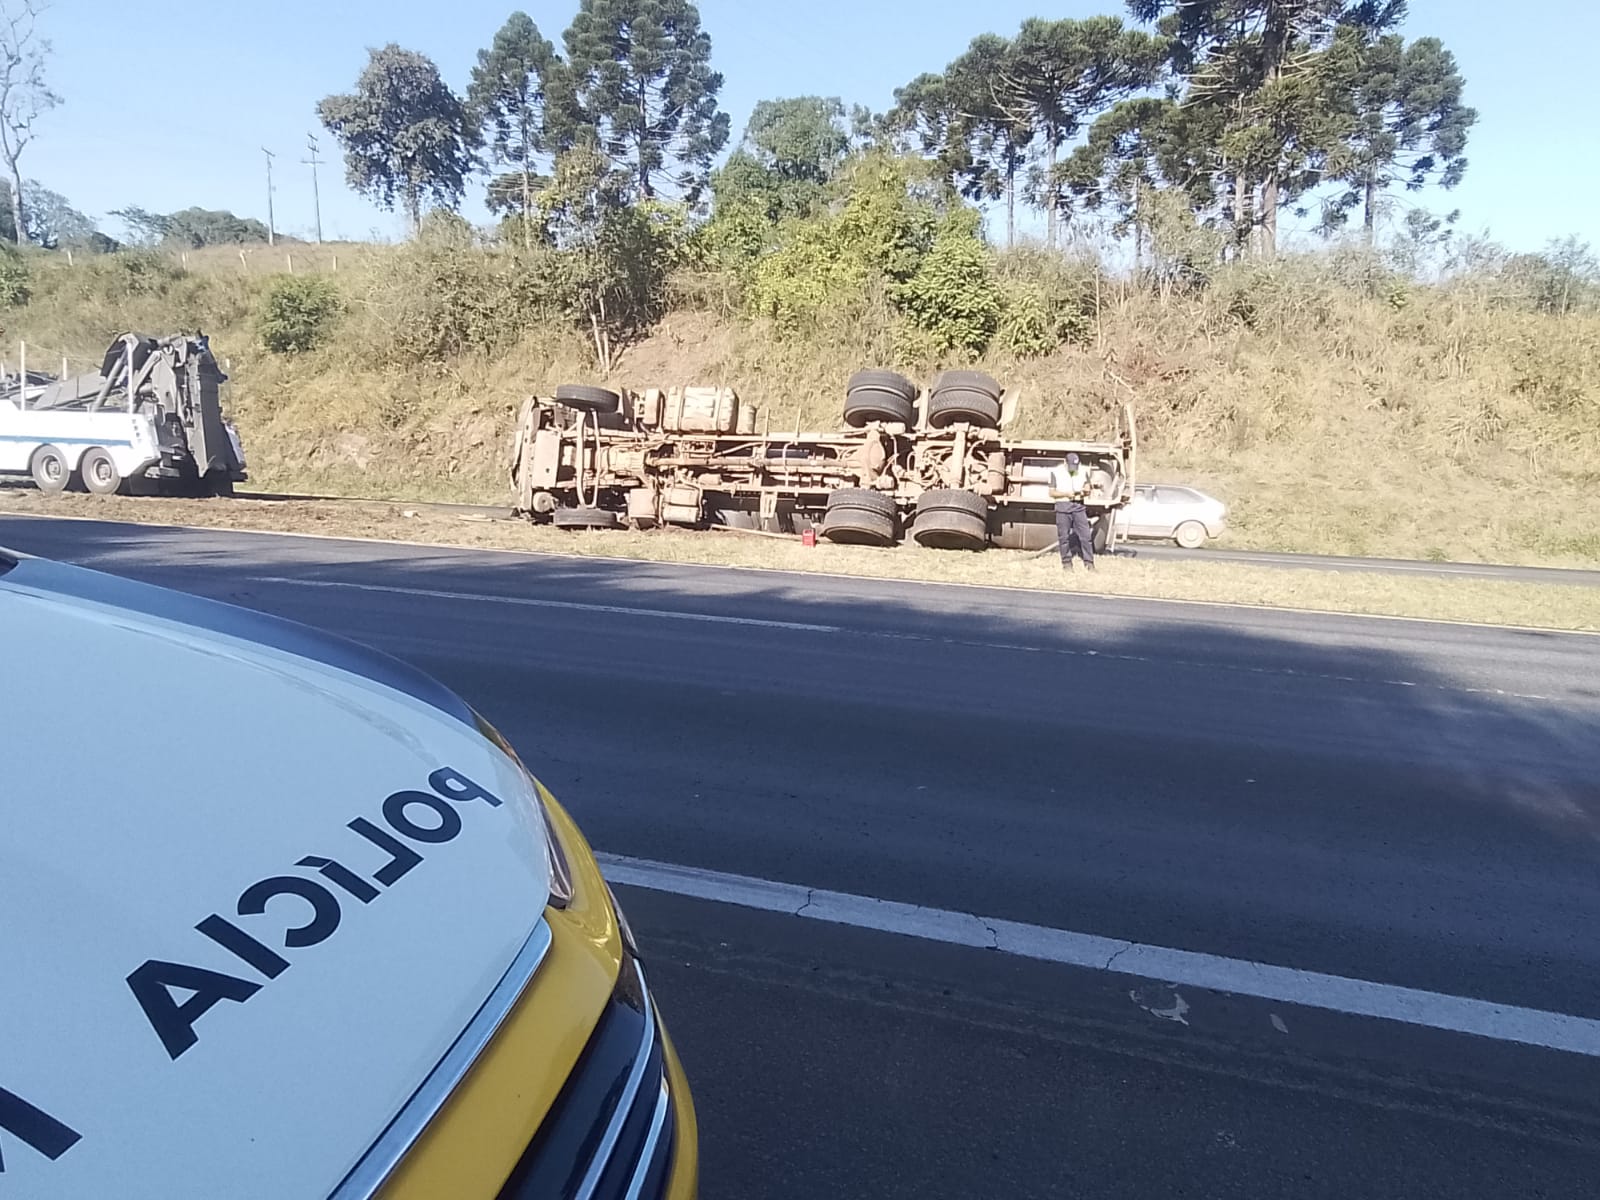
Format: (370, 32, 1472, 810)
(0, 554, 552, 1199)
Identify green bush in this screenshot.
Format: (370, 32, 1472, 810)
(0, 247, 30, 307)
(258, 274, 343, 354)
(892, 216, 1000, 356)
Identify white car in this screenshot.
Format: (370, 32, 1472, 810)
(1115, 484, 1228, 548)
(0, 547, 697, 1199)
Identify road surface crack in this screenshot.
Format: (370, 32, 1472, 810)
(1103, 943, 1135, 972)
(981, 919, 1000, 950)
(795, 888, 815, 917)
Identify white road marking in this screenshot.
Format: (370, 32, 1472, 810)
(249, 576, 842, 634)
(246, 573, 1555, 702)
(598, 853, 1600, 1058)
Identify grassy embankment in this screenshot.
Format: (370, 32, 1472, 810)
(4, 241, 1599, 584)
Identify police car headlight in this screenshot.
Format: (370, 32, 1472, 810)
(474, 715, 575, 910)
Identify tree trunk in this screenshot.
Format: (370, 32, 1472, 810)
(522, 165, 534, 251)
(7, 163, 22, 244)
(1363, 172, 1378, 244)
(1045, 139, 1058, 250)
(1133, 179, 1144, 279)
(1262, 172, 1279, 258)
(1006, 164, 1015, 251)
(1232, 173, 1248, 258)
(638, 83, 652, 200)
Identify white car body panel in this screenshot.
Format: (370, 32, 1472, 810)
(1114, 485, 1228, 543)
(0, 397, 163, 478)
(0, 558, 551, 1198)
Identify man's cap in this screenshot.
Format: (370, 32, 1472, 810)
(1066, 453, 1080, 466)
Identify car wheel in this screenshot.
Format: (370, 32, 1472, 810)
(1174, 520, 1207, 549)
(29, 445, 71, 494)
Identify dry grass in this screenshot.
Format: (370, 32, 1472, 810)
(5, 489, 1596, 633)
(7, 245, 1599, 569)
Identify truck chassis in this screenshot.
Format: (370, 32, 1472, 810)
(511, 374, 1136, 553)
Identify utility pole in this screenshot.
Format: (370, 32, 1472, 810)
(261, 147, 277, 246)
(303, 133, 324, 244)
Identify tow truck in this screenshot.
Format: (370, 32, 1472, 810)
(0, 332, 247, 496)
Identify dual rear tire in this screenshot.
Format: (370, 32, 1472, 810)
(913, 489, 988, 550)
(29, 444, 124, 496)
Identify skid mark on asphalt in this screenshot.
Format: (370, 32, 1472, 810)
(600, 852, 1600, 1059)
(248, 574, 1556, 703)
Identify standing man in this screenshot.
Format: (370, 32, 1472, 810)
(1049, 452, 1096, 570)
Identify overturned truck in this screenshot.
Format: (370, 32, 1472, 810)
(510, 369, 1136, 552)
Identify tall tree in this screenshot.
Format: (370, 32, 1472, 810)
(1010, 16, 1167, 247)
(467, 12, 559, 248)
(1128, 0, 1405, 254)
(894, 35, 1034, 248)
(562, 0, 731, 203)
(744, 96, 850, 185)
(0, 1, 59, 246)
(18, 180, 92, 247)
(318, 45, 478, 231)
(1327, 32, 1474, 238)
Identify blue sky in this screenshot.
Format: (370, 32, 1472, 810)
(24, 0, 1600, 251)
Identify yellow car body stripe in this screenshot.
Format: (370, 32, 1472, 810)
(379, 792, 701, 1199)
(660, 1027, 700, 1200)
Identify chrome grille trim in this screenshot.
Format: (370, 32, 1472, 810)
(573, 962, 657, 1200)
(330, 919, 554, 1200)
(622, 1080, 672, 1200)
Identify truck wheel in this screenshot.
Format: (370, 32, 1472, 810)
(1174, 520, 1207, 549)
(820, 507, 896, 546)
(844, 369, 917, 427)
(931, 370, 1001, 402)
(29, 445, 71, 494)
(914, 489, 988, 550)
(552, 505, 620, 530)
(554, 384, 621, 415)
(821, 488, 897, 546)
(912, 508, 987, 550)
(80, 447, 124, 495)
(926, 387, 1001, 430)
(203, 470, 236, 498)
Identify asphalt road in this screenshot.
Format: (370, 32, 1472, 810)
(6, 513, 1600, 1198)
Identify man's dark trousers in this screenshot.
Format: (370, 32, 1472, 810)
(1056, 503, 1094, 567)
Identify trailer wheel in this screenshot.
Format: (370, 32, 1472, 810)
(931, 370, 1002, 402)
(926, 387, 1001, 430)
(29, 445, 71, 495)
(554, 384, 621, 415)
(1174, 520, 1207, 549)
(552, 505, 620, 530)
(914, 489, 989, 550)
(844, 369, 917, 427)
(80, 447, 123, 495)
